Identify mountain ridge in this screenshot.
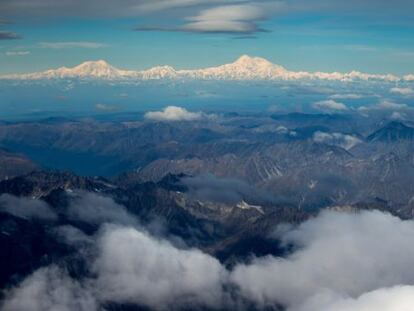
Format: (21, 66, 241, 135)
(2, 55, 408, 82)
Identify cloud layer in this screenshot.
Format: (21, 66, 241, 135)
(39, 41, 107, 49)
(313, 131, 362, 150)
(0, 194, 57, 221)
(4, 207, 414, 311)
(313, 99, 348, 112)
(231, 210, 414, 310)
(144, 106, 204, 121)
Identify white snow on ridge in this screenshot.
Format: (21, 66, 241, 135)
(1, 55, 408, 82)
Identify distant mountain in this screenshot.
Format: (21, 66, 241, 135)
(2, 55, 405, 82)
(367, 121, 414, 142)
(9, 60, 134, 80)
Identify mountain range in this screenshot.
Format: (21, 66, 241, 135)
(2, 55, 412, 82)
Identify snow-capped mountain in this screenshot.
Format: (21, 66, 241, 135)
(1, 55, 407, 82)
(181, 55, 288, 80)
(9, 60, 136, 80)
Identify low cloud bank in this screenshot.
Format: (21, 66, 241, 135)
(93, 225, 226, 309)
(0, 194, 57, 221)
(3, 204, 414, 311)
(144, 106, 204, 121)
(312, 99, 348, 112)
(313, 131, 362, 150)
(232, 210, 414, 310)
(66, 191, 138, 226)
(390, 87, 414, 96)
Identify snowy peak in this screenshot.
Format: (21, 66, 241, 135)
(232, 55, 281, 69)
(183, 55, 288, 80)
(9, 60, 131, 79)
(64, 60, 122, 78)
(141, 65, 177, 79)
(1, 55, 407, 82)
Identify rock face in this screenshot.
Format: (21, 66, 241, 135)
(367, 121, 414, 142)
(1, 116, 414, 212)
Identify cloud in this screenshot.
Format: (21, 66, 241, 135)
(144, 106, 204, 121)
(135, 2, 281, 34)
(2, 266, 97, 311)
(313, 131, 362, 150)
(231, 210, 414, 310)
(0, 0, 246, 17)
(65, 191, 138, 226)
(3, 225, 226, 311)
(5, 208, 414, 310)
(93, 225, 226, 309)
(0, 194, 57, 221)
(358, 100, 409, 112)
(181, 4, 271, 34)
(329, 93, 363, 100)
(0, 31, 20, 40)
(95, 103, 118, 111)
(390, 87, 414, 96)
(299, 286, 414, 311)
(39, 41, 107, 49)
(390, 111, 406, 120)
(5, 50, 30, 56)
(312, 100, 348, 112)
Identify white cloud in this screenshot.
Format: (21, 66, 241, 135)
(5, 50, 30, 56)
(5, 209, 414, 311)
(376, 100, 408, 110)
(313, 99, 348, 112)
(183, 4, 270, 33)
(65, 191, 138, 226)
(358, 100, 409, 112)
(95, 103, 118, 111)
(0, 0, 245, 17)
(299, 286, 414, 311)
(313, 131, 362, 150)
(93, 225, 227, 309)
(144, 106, 204, 121)
(231, 210, 414, 310)
(2, 266, 97, 311)
(39, 41, 107, 49)
(390, 111, 406, 120)
(390, 87, 414, 96)
(329, 93, 363, 100)
(0, 194, 57, 221)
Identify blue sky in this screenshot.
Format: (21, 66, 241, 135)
(1, 0, 413, 75)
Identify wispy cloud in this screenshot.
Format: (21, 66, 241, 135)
(0, 0, 227, 17)
(329, 93, 363, 100)
(313, 99, 348, 112)
(358, 100, 409, 112)
(313, 131, 362, 150)
(144, 106, 204, 121)
(95, 103, 119, 112)
(390, 87, 414, 96)
(39, 41, 107, 49)
(0, 31, 21, 40)
(5, 50, 30, 56)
